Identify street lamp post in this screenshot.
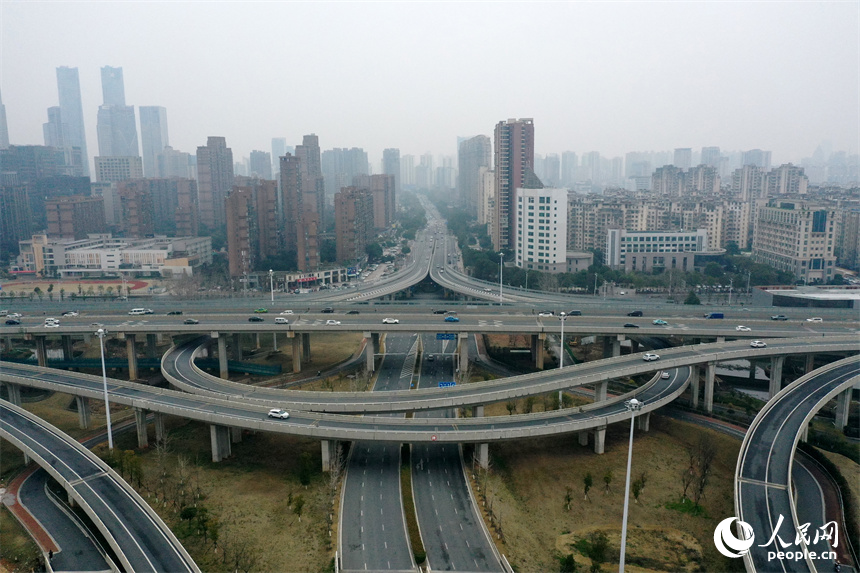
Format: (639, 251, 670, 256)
(525, 269, 531, 291)
(558, 312, 567, 409)
(269, 269, 275, 303)
(499, 253, 504, 305)
(95, 328, 114, 450)
(728, 278, 733, 306)
(619, 397, 643, 572)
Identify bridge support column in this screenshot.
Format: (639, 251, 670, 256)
(612, 336, 622, 358)
(126, 334, 139, 380)
(146, 334, 158, 358)
(272, 332, 278, 352)
(805, 354, 815, 374)
(62, 335, 74, 360)
(473, 405, 484, 418)
(153, 413, 165, 443)
(594, 380, 608, 403)
(768, 356, 784, 399)
(704, 362, 716, 413)
(800, 423, 809, 443)
(4, 383, 22, 406)
(289, 332, 301, 373)
(302, 333, 311, 362)
(690, 365, 700, 409)
(476, 443, 489, 469)
(630, 339, 639, 353)
(76, 396, 91, 429)
(321, 440, 332, 472)
(458, 333, 469, 376)
(216, 333, 229, 379)
(34, 335, 47, 367)
(364, 332, 376, 372)
(209, 425, 232, 462)
(602, 336, 613, 358)
(532, 333, 545, 369)
(135, 408, 148, 448)
(578, 431, 589, 447)
(835, 389, 851, 431)
(231, 427, 243, 443)
(637, 411, 651, 432)
(254, 333, 261, 350)
(232, 333, 242, 360)
(716, 336, 725, 344)
(594, 426, 606, 455)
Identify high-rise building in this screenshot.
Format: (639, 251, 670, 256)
(334, 186, 374, 263)
(279, 151, 319, 272)
(400, 154, 415, 187)
(174, 179, 199, 238)
(196, 136, 234, 229)
(765, 164, 808, 195)
(382, 148, 401, 197)
(322, 148, 369, 197)
(743, 149, 772, 170)
(117, 181, 154, 237)
(0, 183, 33, 255)
(492, 118, 535, 251)
(478, 167, 494, 227)
(249, 150, 272, 180)
(272, 138, 287, 171)
(673, 148, 692, 170)
(457, 135, 491, 216)
(56, 67, 89, 175)
(139, 106, 169, 177)
(353, 174, 395, 229)
(0, 89, 9, 149)
(43, 107, 66, 148)
(101, 66, 126, 106)
(94, 156, 143, 183)
(651, 165, 684, 196)
(157, 146, 194, 179)
(752, 199, 836, 282)
(561, 152, 578, 186)
(515, 187, 568, 271)
(295, 134, 325, 230)
(46, 195, 106, 239)
(701, 147, 721, 168)
(544, 154, 561, 187)
(97, 104, 139, 157)
(226, 179, 280, 277)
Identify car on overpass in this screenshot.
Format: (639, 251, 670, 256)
(254, 308, 268, 313)
(61, 311, 79, 317)
(627, 310, 643, 317)
(736, 325, 751, 331)
(183, 318, 199, 325)
(5, 319, 21, 325)
(444, 316, 460, 322)
(167, 310, 183, 315)
(275, 317, 289, 324)
(538, 311, 554, 317)
(661, 371, 671, 379)
(280, 310, 294, 315)
(382, 318, 399, 324)
(807, 317, 823, 323)
(750, 340, 767, 348)
(652, 319, 668, 325)
(642, 353, 660, 361)
(771, 314, 789, 320)
(623, 323, 639, 328)
(267, 408, 290, 419)
(248, 316, 264, 322)
(325, 319, 341, 326)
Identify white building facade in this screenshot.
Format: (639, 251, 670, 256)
(515, 187, 568, 271)
(606, 228, 709, 273)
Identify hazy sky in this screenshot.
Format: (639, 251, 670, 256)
(2, 1, 858, 168)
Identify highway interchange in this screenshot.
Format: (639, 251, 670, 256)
(1, 206, 858, 573)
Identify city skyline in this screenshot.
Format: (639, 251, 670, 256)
(2, 2, 858, 168)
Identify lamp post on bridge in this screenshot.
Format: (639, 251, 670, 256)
(558, 312, 567, 409)
(269, 269, 275, 303)
(95, 328, 114, 450)
(499, 253, 504, 305)
(619, 397, 643, 572)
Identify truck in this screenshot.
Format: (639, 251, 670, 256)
(703, 312, 724, 319)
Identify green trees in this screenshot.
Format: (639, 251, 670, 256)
(684, 291, 701, 305)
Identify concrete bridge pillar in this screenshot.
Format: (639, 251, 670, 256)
(532, 333, 545, 369)
(76, 396, 91, 429)
(474, 405, 484, 418)
(302, 333, 311, 362)
(630, 339, 639, 353)
(364, 332, 376, 372)
(612, 336, 622, 358)
(134, 408, 148, 448)
(716, 336, 725, 344)
(209, 424, 232, 462)
(231, 427, 243, 443)
(805, 354, 815, 374)
(768, 356, 785, 398)
(637, 411, 651, 432)
(4, 383, 22, 406)
(62, 335, 74, 360)
(800, 423, 809, 443)
(126, 334, 139, 380)
(835, 389, 851, 431)
(146, 334, 158, 358)
(690, 365, 700, 409)
(232, 333, 242, 360)
(272, 332, 278, 352)
(704, 362, 716, 413)
(321, 440, 332, 472)
(254, 333, 261, 350)
(458, 333, 469, 375)
(153, 413, 165, 443)
(594, 426, 606, 454)
(594, 380, 608, 403)
(34, 335, 47, 367)
(578, 431, 589, 447)
(476, 443, 489, 469)
(215, 333, 229, 379)
(289, 332, 302, 373)
(602, 336, 613, 358)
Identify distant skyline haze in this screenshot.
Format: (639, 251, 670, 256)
(2, 1, 857, 168)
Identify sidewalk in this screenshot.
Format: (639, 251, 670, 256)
(2, 466, 59, 553)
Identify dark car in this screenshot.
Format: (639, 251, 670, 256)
(567, 310, 582, 316)
(248, 316, 264, 322)
(5, 319, 21, 325)
(433, 309, 447, 314)
(183, 318, 199, 325)
(770, 315, 788, 321)
(167, 310, 183, 315)
(627, 310, 643, 317)
(623, 323, 639, 328)
(346, 310, 360, 315)
(321, 307, 334, 313)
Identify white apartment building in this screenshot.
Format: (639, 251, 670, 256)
(752, 200, 837, 282)
(16, 234, 212, 279)
(94, 155, 143, 183)
(606, 228, 709, 272)
(515, 187, 568, 271)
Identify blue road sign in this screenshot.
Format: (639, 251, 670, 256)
(438, 381, 456, 388)
(436, 333, 457, 340)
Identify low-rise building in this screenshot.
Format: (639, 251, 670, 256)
(606, 228, 711, 273)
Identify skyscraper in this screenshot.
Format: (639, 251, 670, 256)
(56, 67, 89, 175)
(249, 150, 273, 179)
(139, 106, 169, 177)
(701, 146, 721, 168)
(295, 134, 325, 228)
(196, 136, 234, 230)
(673, 148, 692, 170)
(382, 148, 401, 197)
(96, 66, 139, 158)
(43, 107, 66, 148)
(457, 135, 491, 216)
(492, 118, 535, 251)
(0, 89, 9, 149)
(334, 186, 374, 263)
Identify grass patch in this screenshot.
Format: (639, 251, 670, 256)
(0, 500, 42, 572)
(664, 498, 710, 518)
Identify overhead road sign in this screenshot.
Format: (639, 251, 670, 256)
(436, 333, 456, 340)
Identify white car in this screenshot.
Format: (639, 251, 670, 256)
(274, 317, 289, 324)
(280, 310, 294, 315)
(661, 371, 671, 379)
(642, 353, 660, 361)
(382, 318, 399, 324)
(806, 317, 823, 323)
(735, 325, 751, 332)
(61, 311, 79, 317)
(750, 340, 767, 348)
(44, 322, 59, 328)
(8, 313, 21, 319)
(538, 311, 554, 317)
(267, 408, 290, 419)
(325, 320, 341, 326)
